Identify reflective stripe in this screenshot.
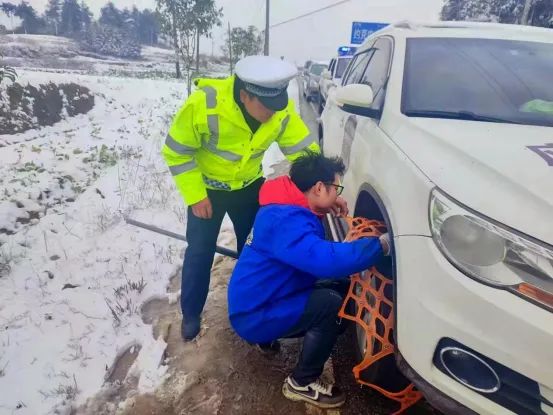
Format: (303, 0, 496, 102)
(280, 134, 317, 155)
(251, 150, 265, 158)
(276, 115, 290, 141)
(169, 160, 197, 175)
(204, 114, 242, 162)
(165, 134, 196, 155)
(201, 86, 217, 109)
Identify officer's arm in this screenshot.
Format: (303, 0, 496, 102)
(277, 103, 320, 161)
(161, 93, 207, 206)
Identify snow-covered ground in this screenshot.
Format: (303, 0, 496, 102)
(0, 34, 228, 79)
(0, 61, 295, 413)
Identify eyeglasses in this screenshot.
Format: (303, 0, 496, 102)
(325, 183, 344, 196)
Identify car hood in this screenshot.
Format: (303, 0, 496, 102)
(392, 118, 553, 244)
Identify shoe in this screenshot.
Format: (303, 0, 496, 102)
(256, 340, 281, 356)
(181, 316, 201, 341)
(282, 376, 345, 409)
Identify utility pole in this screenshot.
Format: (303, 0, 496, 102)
(228, 22, 233, 73)
(521, 0, 534, 25)
(264, 0, 270, 55)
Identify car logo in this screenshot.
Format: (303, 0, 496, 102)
(528, 143, 553, 166)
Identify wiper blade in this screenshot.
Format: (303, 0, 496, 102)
(404, 110, 519, 124)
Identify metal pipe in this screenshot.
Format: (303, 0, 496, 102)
(124, 217, 239, 259)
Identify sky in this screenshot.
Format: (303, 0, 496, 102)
(2, 0, 444, 63)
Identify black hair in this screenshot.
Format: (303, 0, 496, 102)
(289, 150, 345, 192)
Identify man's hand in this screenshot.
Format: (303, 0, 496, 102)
(191, 197, 213, 219)
(330, 197, 349, 217)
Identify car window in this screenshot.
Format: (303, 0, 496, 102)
(335, 57, 352, 79)
(402, 38, 553, 127)
(343, 52, 372, 85)
(309, 64, 327, 76)
(360, 38, 392, 97)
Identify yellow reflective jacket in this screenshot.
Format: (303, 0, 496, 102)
(162, 76, 318, 206)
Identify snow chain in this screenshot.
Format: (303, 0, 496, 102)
(338, 217, 423, 414)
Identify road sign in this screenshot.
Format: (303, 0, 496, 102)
(350, 22, 389, 44)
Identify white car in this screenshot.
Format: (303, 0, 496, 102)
(318, 55, 353, 114)
(320, 21, 553, 415)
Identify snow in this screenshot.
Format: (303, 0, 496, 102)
(0, 55, 294, 414)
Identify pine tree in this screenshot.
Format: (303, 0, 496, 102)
(45, 0, 61, 35)
(99, 2, 123, 28)
(60, 0, 83, 35)
(15, 1, 44, 34)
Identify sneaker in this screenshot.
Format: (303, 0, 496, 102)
(181, 316, 201, 341)
(255, 340, 281, 356)
(282, 376, 345, 408)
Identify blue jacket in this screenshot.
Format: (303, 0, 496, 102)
(227, 176, 383, 344)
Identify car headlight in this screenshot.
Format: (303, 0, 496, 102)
(430, 189, 553, 311)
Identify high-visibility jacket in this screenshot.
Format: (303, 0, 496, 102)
(161, 75, 318, 206)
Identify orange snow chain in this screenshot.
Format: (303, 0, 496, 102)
(338, 217, 423, 414)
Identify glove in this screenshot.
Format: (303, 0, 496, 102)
(379, 233, 391, 256)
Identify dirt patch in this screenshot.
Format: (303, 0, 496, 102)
(0, 82, 94, 135)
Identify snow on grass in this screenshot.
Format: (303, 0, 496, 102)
(0, 69, 189, 414)
(0, 68, 301, 414)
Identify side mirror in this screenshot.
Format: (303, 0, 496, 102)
(335, 84, 380, 118)
(321, 69, 332, 80)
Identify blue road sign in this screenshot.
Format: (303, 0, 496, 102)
(351, 22, 389, 44)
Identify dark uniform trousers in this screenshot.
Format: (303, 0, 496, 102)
(180, 178, 264, 320)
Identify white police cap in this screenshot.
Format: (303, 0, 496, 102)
(235, 55, 297, 111)
(235, 55, 297, 89)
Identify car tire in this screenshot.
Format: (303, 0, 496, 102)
(353, 255, 410, 392)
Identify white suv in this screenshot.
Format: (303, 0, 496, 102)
(320, 21, 553, 415)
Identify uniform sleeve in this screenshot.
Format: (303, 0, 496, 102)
(271, 211, 383, 279)
(161, 91, 207, 206)
(277, 100, 320, 161)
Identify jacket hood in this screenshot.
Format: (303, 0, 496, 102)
(259, 176, 310, 209)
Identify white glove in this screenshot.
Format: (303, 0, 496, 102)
(379, 233, 391, 256)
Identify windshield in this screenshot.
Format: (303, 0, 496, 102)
(310, 64, 327, 76)
(335, 58, 352, 78)
(402, 38, 553, 127)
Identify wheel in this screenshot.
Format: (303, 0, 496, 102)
(353, 254, 410, 392)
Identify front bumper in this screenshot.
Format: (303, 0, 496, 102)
(395, 235, 553, 415)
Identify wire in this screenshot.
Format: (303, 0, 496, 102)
(270, 0, 351, 28)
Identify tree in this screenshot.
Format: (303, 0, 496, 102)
(80, 23, 141, 58)
(99, 2, 123, 28)
(45, 0, 61, 35)
(441, 0, 552, 26)
(136, 9, 161, 45)
(222, 26, 262, 65)
(0, 2, 18, 33)
(80, 1, 92, 29)
(15, 1, 44, 34)
(157, 0, 222, 90)
(60, 0, 83, 35)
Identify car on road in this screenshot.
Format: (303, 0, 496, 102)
(302, 61, 328, 102)
(319, 21, 553, 415)
(318, 55, 353, 114)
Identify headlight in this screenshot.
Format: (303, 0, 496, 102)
(430, 189, 553, 311)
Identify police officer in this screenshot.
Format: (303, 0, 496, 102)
(162, 56, 321, 341)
